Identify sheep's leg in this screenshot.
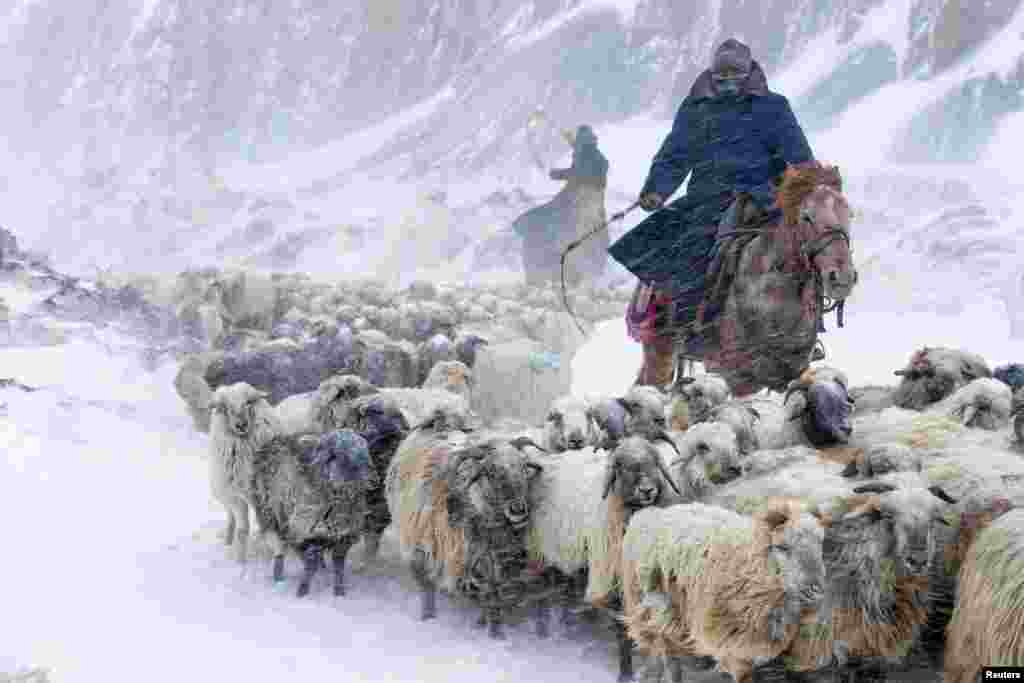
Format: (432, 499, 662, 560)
(229, 498, 250, 565)
(272, 555, 285, 582)
(616, 620, 635, 682)
(296, 545, 323, 598)
(223, 509, 236, 546)
(410, 548, 437, 620)
(561, 571, 584, 626)
(261, 530, 287, 583)
(638, 655, 665, 683)
(330, 536, 356, 597)
(535, 597, 551, 638)
(362, 533, 382, 563)
(486, 605, 504, 640)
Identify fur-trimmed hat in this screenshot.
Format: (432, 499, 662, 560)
(711, 39, 753, 80)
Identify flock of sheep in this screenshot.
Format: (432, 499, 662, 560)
(165, 268, 1024, 683)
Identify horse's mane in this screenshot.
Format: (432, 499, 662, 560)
(777, 161, 844, 226)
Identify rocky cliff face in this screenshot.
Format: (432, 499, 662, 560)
(2, 0, 1022, 177)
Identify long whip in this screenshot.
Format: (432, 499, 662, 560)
(560, 200, 641, 335)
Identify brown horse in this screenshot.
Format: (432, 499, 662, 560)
(685, 162, 858, 397)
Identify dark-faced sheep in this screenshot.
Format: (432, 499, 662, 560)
(774, 482, 957, 681)
(207, 382, 280, 565)
(385, 417, 544, 638)
(335, 393, 411, 562)
(891, 347, 991, 411)
(248, 429, 372, 597)
(526, 435, 682, 681)
(621, 499, 828, 683)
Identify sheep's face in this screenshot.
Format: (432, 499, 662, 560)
(947, 379, 1012, 430)
(449, 439, 544, 530)
(674, 423, 743, 495)
(210, 383, 269, 438)
(842, 485, 955, 577)
(762, 510, 827, 607)
(680, 377, 729, 424)
(788, 375, 854, 446)
(348, 395, 409, 449)
(604, 437, 681, 508)
(545, 402, 594, 452)
(619, 392, 668, 437)
(892, 349, 982, 411)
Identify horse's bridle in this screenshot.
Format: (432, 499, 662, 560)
(799, 222, 852, 329)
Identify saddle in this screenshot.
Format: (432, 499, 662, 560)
(684, 194, 767, 353)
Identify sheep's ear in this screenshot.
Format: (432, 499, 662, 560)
(785, 390, 808, 420)
(746, 405, 761, 422)
(615, 397, 634, 415)
(756, 505, 792, 531)
(928, 485, 958, 505)
(601, 459, 619, 500)
(656, 454, 683, 498)
(852, 482, 898, 495)
(525, 461, 544, 480)
(509, 436, 548, 454)
(545, 411, 561, 423)
(840, 461, 860, 478)
(841, 500, 885, 524)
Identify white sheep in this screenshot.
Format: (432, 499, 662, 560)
(273, 374, 379, 436)
(376, 386, 473, 429)
(525, 436, 683, 682)
(543, 395, 598, 453)
(207, 382, 281, 565)
(421, 360, 473, 402)
(669, 372, 730, 431)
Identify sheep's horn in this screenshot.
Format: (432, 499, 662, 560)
(852, 482, 898, 495)
(509, 436, 548, 453)
(783, 384, 807, 406)
(928, 485, 958, 505)
(652, 430, 681, 456)
(959, 404, 978, 426)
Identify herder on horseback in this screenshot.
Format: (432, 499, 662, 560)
(610, 38, 857, 396)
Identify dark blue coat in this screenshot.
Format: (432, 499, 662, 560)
(608, 62, 813, 304)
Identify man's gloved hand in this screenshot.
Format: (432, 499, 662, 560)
(639, 192, 664, 212)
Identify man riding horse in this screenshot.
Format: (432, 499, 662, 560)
(611, 38, 817, 389)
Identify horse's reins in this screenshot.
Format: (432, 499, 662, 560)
(800, 225, 851, 330)
(559, 200, 641, 335)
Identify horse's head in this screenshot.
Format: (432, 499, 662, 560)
(778, 162, 858, 301)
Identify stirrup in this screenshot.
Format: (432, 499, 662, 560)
(811, 340, 826, 362)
